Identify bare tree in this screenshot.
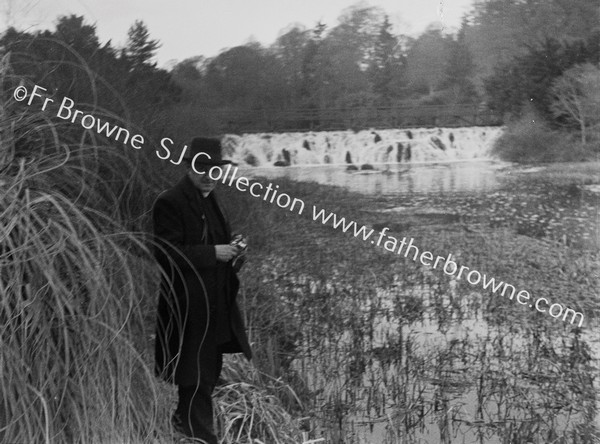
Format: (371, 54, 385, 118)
(550, 63, 600, 143)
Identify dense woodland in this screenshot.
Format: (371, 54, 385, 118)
(2, 0, 599, 150)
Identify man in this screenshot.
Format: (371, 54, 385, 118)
(152, 136, 252, 443)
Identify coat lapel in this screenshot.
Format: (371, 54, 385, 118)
(210, 190, 232, 239)
(178, 175, 231, 241)
(178, 175, 208, 243)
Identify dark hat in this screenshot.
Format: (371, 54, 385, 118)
(183, 136, 232, 165)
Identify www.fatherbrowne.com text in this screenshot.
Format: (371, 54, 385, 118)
(309, 206, 584, 327)
(198, 159, 584, 328)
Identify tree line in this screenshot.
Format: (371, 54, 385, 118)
(1, 0, 598, 137)
(172, 1, 598, 127)
(1, 15, 181, 146)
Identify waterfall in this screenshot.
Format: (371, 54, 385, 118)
(221, 126, 504, 167)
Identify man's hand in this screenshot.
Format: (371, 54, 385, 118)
(215, 244, 241, 262)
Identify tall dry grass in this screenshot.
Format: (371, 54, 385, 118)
(0, 161, 168, 443)
(0, 50, 171, 443)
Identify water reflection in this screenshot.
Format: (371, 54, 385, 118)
(242, 160, 505, 195)
(284, 271, 598, 444)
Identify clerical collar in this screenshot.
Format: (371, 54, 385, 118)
(194, 187, 211, 199)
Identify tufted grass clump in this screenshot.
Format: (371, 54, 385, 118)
(215, 355, 304, 443)
(0, 47, 171, 443)
(0, 74, 172, 442)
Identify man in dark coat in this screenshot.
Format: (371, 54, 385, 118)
(152, 136, 252, 443)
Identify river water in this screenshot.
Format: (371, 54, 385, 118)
(242, 160, 505, 195)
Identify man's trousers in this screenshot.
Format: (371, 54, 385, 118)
(173, 352, 223, 444)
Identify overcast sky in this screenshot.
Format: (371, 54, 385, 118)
(6, 0, 475, 67)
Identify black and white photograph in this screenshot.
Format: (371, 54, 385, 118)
(1, 0, 599, 443)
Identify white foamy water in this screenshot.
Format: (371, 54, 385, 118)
(222, 126, 504, 167)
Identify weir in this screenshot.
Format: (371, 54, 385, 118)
(222, 126, 504, 167)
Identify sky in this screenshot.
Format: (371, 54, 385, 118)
(5, 0, 475, 68)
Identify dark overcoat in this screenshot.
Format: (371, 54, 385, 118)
(152, 174, 252, 386)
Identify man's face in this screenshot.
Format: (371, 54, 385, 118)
(188, 164, 221, 195)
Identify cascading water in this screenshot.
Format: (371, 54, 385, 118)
(222, 126, 504, 167)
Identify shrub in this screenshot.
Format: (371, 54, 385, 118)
(492, 114, 596, 163)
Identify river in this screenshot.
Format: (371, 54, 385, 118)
(239, 159, 599, 443)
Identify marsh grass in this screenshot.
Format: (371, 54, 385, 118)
(218, 165, 600, 443)
(214, 355, 304, 443)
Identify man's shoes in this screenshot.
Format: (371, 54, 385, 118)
(172, 414, 217, 444)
